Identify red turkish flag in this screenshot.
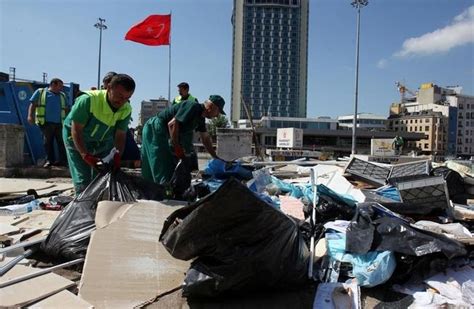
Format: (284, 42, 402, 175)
(125, 15, 171, 46)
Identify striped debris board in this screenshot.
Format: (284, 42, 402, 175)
(388, 160, 431, 183)
(396, 176, 450, 213)
(345, 157, 390, 186)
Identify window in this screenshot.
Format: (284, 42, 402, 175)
(424, 143, 429, 149)
(425, 126, 429, 131)
(425, 119, 429, 123)
(415, 119, 418, 124)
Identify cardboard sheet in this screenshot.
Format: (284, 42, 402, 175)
(0, 223, 19, 235)
(0, 265, 74, 308)
(79, 200, 189, 308)
(0, 179, 55, 195)
(0, 179, 73, 200)
(15, 210, 60, 231)
(30, 290, 93, 308)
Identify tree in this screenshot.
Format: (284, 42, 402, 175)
(207, 114, 229, 138)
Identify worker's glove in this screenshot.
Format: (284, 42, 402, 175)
(83, 153, 100, 167)
(113, 151, 121, 170)
(174, 145, 185, 159)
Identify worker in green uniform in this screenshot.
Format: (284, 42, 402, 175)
(172, 82, 198, 153)
(63, 74, 135, 194)
(392, 135, 404, 155)
(141, 95, 225, 185)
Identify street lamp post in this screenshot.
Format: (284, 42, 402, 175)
(94, 18, 107, 89)
(350, 0, 368, 155)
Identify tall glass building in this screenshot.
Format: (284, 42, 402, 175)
(231, 0, 309, 124)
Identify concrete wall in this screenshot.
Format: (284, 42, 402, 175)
(0, 124, 24, 167)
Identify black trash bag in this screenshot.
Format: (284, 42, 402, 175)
(346, 203, 467, 259)
(182, 182, 212, 202)
(387, 253, 449, 284)
(126, 173, 166, 201)
(160, 178, 310, 297)
(431, 166, 466, 203)
(312, 194, 355, 224)
(41, 168, 164, 260)
(170, 157, 193, 199)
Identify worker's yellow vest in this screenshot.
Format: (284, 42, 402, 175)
(84, 90, 131, 142)
(173, 94, 197, 105)
(35, 88, 67, 125)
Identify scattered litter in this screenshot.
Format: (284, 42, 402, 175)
(346, 203, 467, 258)
(313, 280, 360, 309)
(0, 154, 472, 307)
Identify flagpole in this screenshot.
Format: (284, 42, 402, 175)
(168, 12, 172, 106)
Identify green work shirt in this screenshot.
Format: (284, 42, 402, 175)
(63, 92, 131, 147)
(157, 100, 206, 136)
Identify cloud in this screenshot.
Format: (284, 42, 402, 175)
(377, 59, 388, 69)
(395, 5, 474, 57)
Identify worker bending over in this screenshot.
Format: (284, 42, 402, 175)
(141, 95, 225, 184)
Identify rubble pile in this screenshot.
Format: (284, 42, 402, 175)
(0, 157, 472, 308)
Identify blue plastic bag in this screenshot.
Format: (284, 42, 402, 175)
(204, 159, 253, 180)
(326, 232, 396, 287)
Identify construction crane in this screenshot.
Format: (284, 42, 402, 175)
(396, 81, 417, 103)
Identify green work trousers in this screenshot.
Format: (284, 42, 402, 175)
(63, 128, 112, 195)
(181, 131, 194, 153)
(141, 117, 176, 184)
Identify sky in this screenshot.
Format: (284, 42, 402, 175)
(1, 0, 473, 126)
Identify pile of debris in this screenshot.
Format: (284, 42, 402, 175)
(0, 157, 472, 308)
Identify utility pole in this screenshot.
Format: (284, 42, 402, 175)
(94, 18, 107, 89)
(350, 0, 368, 155)
(9, 67, 16, 81)
(42, 72, 48, 83)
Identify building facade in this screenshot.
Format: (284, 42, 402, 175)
(237, 116, 338, 130)
(388, 111, 447, 155)
(411, 83, 473, 157)
(388, 82, 474, 157)
(337, 113, 387, 130)
(138, 98, 169, 126)
(231, 0, 309, 124)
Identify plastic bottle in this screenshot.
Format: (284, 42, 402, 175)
(0, 200, 41, 216)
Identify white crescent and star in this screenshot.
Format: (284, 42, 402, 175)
(145, 23, 166, 38)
